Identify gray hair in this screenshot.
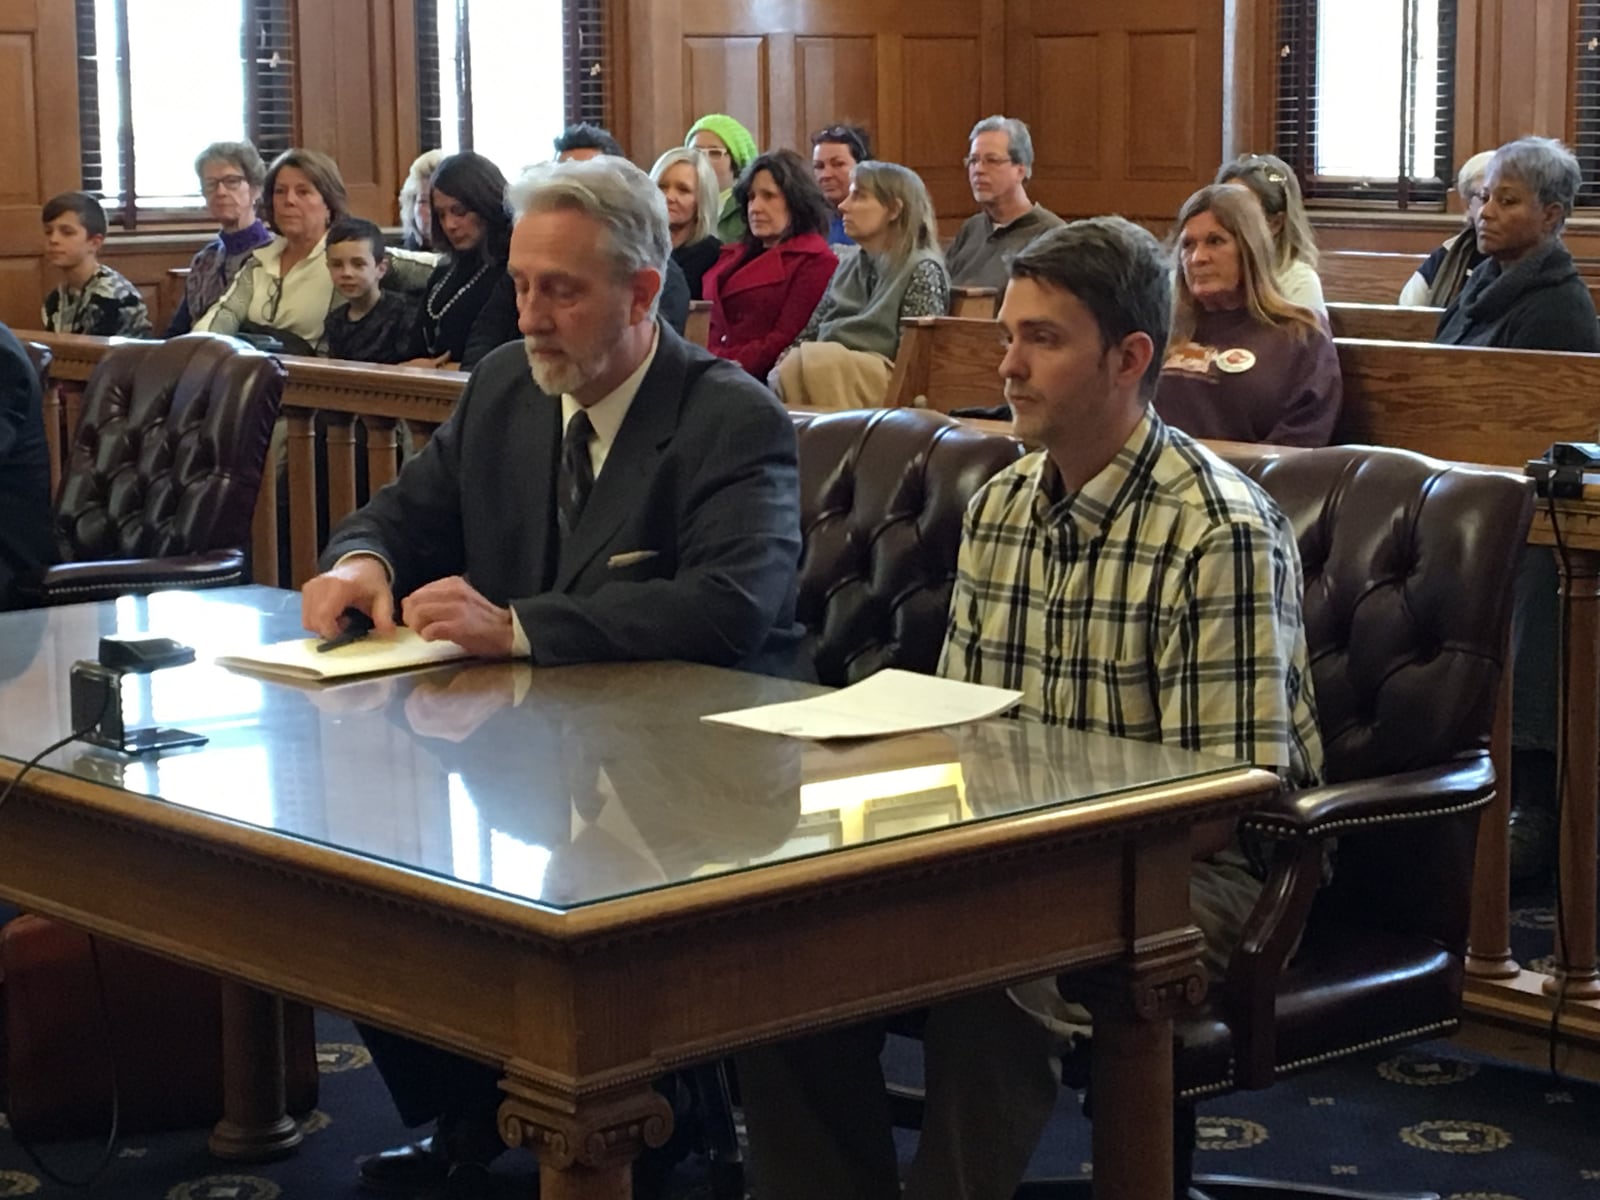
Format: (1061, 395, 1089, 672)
(1488, 136, 1582, 224)
(1456, 150, 1494, 199)
(399, 149, 444, 245)
(648, 146, 720, 245)
(1009, 217, 1172, 399)
(969, 115, 1036, 178)
(508, 156, 672, 315)
(194, 140, 267, 190)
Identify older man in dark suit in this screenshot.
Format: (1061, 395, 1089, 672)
(0, 322, 54, 610)
(302, 155, 805, 1196)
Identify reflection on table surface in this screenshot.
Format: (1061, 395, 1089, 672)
(0, 587, 1243, 909)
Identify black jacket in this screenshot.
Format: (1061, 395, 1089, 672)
(1435, 238, 1600, 352)
(0, 324, 54, 606)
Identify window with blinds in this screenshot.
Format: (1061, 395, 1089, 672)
(1274, 0, 1457, 208)
(1575, 2, 1600, 205)
(417, 0, 603, 178)
(75, 0, 295, 228)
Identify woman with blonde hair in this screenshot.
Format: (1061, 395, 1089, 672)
(650, 146, 722, 299)
(771, 160, 949, 408)
(398, 149, 444, 250)
(1216, 152, 1325, 315)
(1155, 183, 1341, 446)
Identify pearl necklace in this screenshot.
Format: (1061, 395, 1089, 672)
(425, 257, 493, 322)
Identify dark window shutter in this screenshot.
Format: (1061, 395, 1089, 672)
(75, 0, 105, 198)
(1576, 2, 1600, 205)
(416, 0, 443, 151)
(564, 0, 608, 128)
(246, 0, 297, 161)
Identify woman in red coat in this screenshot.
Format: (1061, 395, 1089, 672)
(703, 148, 838, 380)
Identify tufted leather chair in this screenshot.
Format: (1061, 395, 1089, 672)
(19, 334, 284, 606)
(791, 407, 1025, 685)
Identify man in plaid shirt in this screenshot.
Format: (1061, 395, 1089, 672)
(740, 217, 1324, 1200)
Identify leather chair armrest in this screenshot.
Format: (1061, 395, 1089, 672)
(1240, 754, 1495, 843)
(26, 551, 248, 606)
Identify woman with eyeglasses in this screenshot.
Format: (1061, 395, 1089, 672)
(1398, 151, 1492, 309)
(649, 147, 722, 301)
(399, 151, 512, 369)
(702, 148, 838, 380)
(1155, 184, 1341, 447)
(771, 161, 948, 408)
(165, 141, 274, 336)
(195, 147, 346, 355)
(685, 114, 759, 242)
(1215, 153, 1326, 316)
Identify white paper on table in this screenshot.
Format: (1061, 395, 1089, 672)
(701, 668, 1022, 740)
(215, 628, 469, 681)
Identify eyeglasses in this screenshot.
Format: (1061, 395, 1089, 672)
(201, 174, 248, 194)
(692, 145, 730, 159)
(263, 274, 284, 324)
(964, 154, 1015, 170)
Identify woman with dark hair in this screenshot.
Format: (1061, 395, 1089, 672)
(167, 140, 274, 335)
(1215, 152, 1325, 316)
(402, 151, 512, 368)
(702, 148, 837, 379)
(195, 147, 348, 355)
(1155, 183, 1341, 446)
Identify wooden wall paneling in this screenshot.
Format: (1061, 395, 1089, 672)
(392, 0, 420, 182)
(0, 32, 42, 255)
(795, 35, 878, 150)
(1220, 0, 1273, 160)
(1030, 35, 1101, 183)
(682, 36, 770, 149)
(1126, 32, 1200, 181)
(901, 36, 985, 215)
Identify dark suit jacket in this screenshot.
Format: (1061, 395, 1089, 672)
(0, 323, 54, 607)
(704, 233, 838, 379)
(322, 322, 806, 675)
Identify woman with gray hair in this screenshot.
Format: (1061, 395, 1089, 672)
(771, 161, 949, 408)
(398, 149, 444, 250)
(165, 140, 273, 335)
(1436, 136, 1599, 350)
(1398, 150, 1493, 308)
(650, 146, 721, 300)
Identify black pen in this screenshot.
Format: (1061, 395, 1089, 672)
(316, 607, 376, 653)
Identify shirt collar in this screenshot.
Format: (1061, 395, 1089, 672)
(1030, 409, 1165, 539)
(560, 325, 661, 458)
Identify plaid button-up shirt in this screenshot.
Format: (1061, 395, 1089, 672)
(940, 410, 1323, 789)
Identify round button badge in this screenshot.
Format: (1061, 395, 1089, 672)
(1214, 348, 1257, 373)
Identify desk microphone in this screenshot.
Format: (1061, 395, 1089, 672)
(69, 635, 207, 755)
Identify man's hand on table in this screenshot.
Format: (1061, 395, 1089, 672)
(401, 576, 515, 659)
(302, 556, 396, 639)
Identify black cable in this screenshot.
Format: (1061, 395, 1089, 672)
(1544, 492, 1574, 1083)
(0, 689, 125, 1187)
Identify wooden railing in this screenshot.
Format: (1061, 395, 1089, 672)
(26, 328, 1600, 1062)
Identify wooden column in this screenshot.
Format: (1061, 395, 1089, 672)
(364, 417, 399, 495)
(207, 982, 303, 1161)
(1548, 547, 1600, 1000)
(284, 410, 319, 589)
(324, 413, 359, 529)
(1467, 638, 1518, 979)
(499, 1074, 673, 1200)
(251, 464, 281, 587)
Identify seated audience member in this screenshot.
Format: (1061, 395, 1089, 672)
(944, 115, 1064, 292)
(703, 149, 837, 380)
(301, 154, 805, 1194)
(462, 125, 691, 367)
(399, 149, 444, 251)
(1399, 150, 1493, 308)
(739, 216, 1323, 1200)
(1436, 137, 1600, 883)
(811, 123, 872, 246)
(40, 193, 151, 338)
(195, 148, 347, 355)
(167, 141, 274, 336)
(1156, 184, 1341, 446)
(650, 146, 721, 300)
(1436, 136, 1600, 350)
(772, 161, 949, 408)
(323, 217, 417, 364)
(685, 113, 759, 242)
(0, 321, 53, 610)
(401, 151, 511, 368)
(1216, 153, 1326, 315)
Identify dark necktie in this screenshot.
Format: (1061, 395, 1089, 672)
(558, 409, 596, 539)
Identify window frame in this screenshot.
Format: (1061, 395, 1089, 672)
(74, 0, 297, 231)
(1273, 0, 1459, 210)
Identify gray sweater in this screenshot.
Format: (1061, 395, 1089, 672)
(800, 246, 950, 360)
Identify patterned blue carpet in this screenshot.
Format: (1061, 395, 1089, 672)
(0, 1007, 1593, 1199)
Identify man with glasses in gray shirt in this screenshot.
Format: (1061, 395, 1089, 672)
(945, 115, 1065, 293)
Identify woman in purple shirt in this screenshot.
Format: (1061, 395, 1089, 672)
(166, 141, 274, 336)
(1155, 183, 1342, 447)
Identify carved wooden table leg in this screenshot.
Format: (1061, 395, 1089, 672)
(208, 981, 303, 1161)
(1549, 547, 1600, 999)
(499, 1073, 672, 1200)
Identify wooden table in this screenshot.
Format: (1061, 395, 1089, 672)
(0, 588, 1278, 1198)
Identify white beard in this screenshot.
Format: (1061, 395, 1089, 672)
(524, 340, 596, 397)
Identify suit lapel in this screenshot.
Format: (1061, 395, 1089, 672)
(553, 326, 692, 591)
(525, 389, 563, 591)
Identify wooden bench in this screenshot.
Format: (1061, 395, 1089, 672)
(686, 300, 711, 348)
(1318, 250, 1428, 304)
(949, 286, 998, 320)
(1326, 302, 1442, 343)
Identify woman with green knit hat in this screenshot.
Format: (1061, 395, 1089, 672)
(687, 113, 758, 242)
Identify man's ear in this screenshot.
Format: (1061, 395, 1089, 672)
(630, 266, 663, 325)
(86, 232, 106, 253)
(1114, 330, 1156, 391)
(376, 257, 390, 279)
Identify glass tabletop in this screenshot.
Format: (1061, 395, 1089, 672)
(0, 587, 1248, 910)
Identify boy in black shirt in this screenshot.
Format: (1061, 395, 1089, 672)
(323, 217, 416, 363)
